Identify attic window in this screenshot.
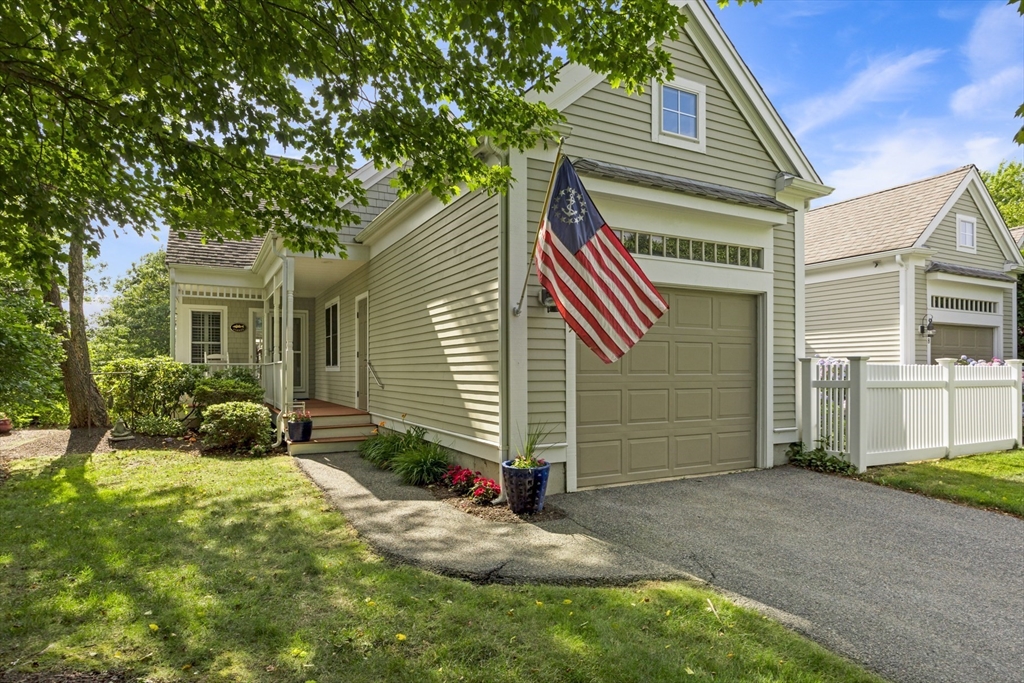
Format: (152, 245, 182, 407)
(956, 214, 976, 253)
(651, 77, 706, 153)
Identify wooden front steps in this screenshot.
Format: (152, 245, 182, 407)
(274, 400, 374, 456)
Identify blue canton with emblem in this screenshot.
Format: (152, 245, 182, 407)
(546, 159, 607, 254)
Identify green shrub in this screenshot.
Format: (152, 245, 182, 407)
(358, 431, 406, 469)
(210, 366, 261, 387)
(786, 442, 856, 475)
(134, 415, 186, 437)
(96, 357, 205, 428)
(392, 441, 450, 485)
(192, 377, 264, 411)
(200, 402, 272, 455)
(358, 424, 428, 470)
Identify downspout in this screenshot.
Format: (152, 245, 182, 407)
(896, 254, 908, 364)
(268, 233, 293, 446)
(484, 136, 511, 505)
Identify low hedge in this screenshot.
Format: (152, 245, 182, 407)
(200, 402, 272, 456)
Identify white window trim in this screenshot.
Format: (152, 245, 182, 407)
(174, 303, 229, 364)
(354, 292, 369, 409)
(324, 296, 341, 371)
(651, 76, 707, 154)
(956, 213, 977, 254)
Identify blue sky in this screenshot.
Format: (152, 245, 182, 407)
(92, 0, 1024, 312)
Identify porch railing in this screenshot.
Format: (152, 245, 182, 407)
(199, 361, 285, 410)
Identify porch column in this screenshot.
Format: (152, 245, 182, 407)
(283, 255, 294, 410)
(169, 279, 178, 358)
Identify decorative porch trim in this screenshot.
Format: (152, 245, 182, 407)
(177, 284, 265, 301)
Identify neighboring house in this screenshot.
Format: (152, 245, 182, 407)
(166, 0, 831, 492)
(805, 167, 1024, 364)
(1010, 226, 1024, 249)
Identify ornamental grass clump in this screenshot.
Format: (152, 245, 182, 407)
(510, 424, 554, 469)
(392, 441, 450, 485)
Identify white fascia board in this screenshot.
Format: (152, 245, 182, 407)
(777, 177, 833, 205)
(525, 62, 606, 111)
(916, 171, 1024, 265)
(806, 247, 935, 273)
(679, 0, 822, 184)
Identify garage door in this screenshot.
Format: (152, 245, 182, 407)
(932, 324, 994, 362)
(576, 288, 758, 487)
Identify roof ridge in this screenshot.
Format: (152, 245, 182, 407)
(810, 165, 973, 214)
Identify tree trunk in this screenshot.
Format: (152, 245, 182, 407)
(46, 237, 110, 429)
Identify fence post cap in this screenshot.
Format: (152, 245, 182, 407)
(935, 358, 957, 367)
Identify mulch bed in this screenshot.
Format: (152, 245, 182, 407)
(0, 428, 200, 462)
(0, 671, 132, 683)
(425, 483, 566, 524)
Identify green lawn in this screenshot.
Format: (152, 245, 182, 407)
(0, 450, 883, 683)
(856, 450, 1024, 517)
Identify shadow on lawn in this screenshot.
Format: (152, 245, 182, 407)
(0, 452, 883, 683)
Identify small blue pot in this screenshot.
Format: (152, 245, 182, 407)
(288, 420, 313, 443)
(501, 461, 551, 514)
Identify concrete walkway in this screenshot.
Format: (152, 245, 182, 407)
(295, 452, 686, 584)
(297, 454, 1024, 683)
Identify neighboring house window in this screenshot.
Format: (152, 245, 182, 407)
(325, 301, 339, 368)
(651, 77, 707, 153)
(957, 214, 977, 252)
(190, 311, 222, 363)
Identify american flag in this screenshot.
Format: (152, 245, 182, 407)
(536, 158, 668, 363)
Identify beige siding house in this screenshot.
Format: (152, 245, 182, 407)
(166, 0, 831, 492)
(805, 166, 1024, 365)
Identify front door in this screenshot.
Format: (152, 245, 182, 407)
(357, 296, 368, 411)
(293, 311, 308, 397)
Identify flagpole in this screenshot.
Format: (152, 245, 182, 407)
(512, 136, 566, 317)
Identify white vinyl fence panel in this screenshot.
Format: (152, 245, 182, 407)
(800, 357, 1023, 472)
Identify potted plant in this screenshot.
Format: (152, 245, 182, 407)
(0, 413, 11, 435)
(501, 425, 553, 514)
(285, 409, 313, 443)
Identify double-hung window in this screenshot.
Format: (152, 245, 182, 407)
(956, 214, 977, 253)
(190, 311, 222, 363)
(325, 300, 339, 369)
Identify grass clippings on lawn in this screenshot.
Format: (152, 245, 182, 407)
(856, 450, 1024, 517)
(0, 450, 884, 683)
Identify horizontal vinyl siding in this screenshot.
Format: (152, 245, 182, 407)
(367, 191, 501, 444)
(313, 264, 369, 406)
(526, 159, 567, 445)
(925, 188, 1008, 270)
(806, 272, 901, 363)
(559, 26, 779, 196)
(774, 215, 797, 430)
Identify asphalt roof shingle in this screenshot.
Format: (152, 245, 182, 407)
(166, 230, 266, 269)
(1009, 226, 1024, 248)
(926, 260, 1016, 283)
(805, 166, 972, 265)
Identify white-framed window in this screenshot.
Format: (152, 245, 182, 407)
(651, 76, 707, 153)
(956, 214, 977, 253)
(325, 298, 340, 369)
(190, 310, 223, 363)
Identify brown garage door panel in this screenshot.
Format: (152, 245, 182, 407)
(577, 288, 758, 487)
(932, 325, 994, 362)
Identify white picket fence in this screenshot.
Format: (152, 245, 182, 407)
(799, 357, 1024, 472)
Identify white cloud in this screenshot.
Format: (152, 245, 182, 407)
(819, 127, 1015, 204)
(949, 3, 1024, 118)
(951, 66, 1024, 117)
(791, 49, 944, 136)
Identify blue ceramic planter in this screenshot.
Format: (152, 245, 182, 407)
(288, 420, 313, 443)
(501, 461, 550, 514)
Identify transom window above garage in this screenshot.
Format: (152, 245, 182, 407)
(612, 229, 764, 269)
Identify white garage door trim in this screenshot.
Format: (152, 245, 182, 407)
(566, 269, 772, 492)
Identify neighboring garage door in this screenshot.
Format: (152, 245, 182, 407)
(932, 324, 994, 362)
(576, 287, 758, 487)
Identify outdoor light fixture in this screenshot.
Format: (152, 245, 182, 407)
(919, 314, 935, 337)
(538, 287, 558, 313)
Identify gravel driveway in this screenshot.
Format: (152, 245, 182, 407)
(549, 467, 1024, 683)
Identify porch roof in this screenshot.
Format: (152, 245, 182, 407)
(166, 229, 267, 269)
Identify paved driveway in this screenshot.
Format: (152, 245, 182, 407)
(549, 467, 1024, 683)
